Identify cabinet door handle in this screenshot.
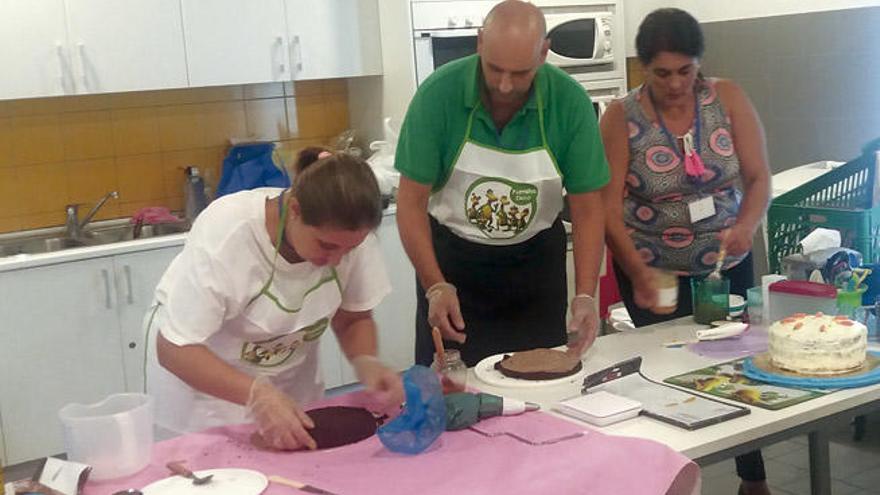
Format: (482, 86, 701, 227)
(123, 265, 134, 305)
(276, 36, 286, 76)
(76, 42, 88, 91)
(101, 269, 112, 309)
(291, 35, 303, 74)
(55, 43, 71, 93)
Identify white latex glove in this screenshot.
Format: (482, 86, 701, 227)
(351, 355, 405, 410)
(246, 375, 316, 451)
(566, 294, 600, 356)
(426, 282, 467, 343)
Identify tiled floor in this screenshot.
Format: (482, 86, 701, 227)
(702, 411, 880, 495)
(6, 410, 880, 493)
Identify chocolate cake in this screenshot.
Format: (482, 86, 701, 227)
(494, 348, 583, 380)
(307, 406, 383, 449)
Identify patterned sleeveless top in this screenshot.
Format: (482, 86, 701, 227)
(622, 79, 745, 275)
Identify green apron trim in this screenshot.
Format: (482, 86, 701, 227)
(246, 191, 341, 314)
(535, 88, 562, 177)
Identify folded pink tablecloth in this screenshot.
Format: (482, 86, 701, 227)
(87, 392, 699, 495)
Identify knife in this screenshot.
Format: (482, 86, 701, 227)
(268, 475, 340, 494)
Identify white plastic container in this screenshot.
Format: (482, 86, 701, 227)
(554, 391, 642, 426)
(58, 393, 154, 480)
(768, 280, 838, 322)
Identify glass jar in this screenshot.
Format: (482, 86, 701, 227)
(431, 349, 467, 394)
(653, 269, 679, 314)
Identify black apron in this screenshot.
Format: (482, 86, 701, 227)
(415, 216, 568, 367)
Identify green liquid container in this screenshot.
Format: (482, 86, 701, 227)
(691, 276, 730, 324)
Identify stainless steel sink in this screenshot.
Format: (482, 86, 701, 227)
(0, 220, 190, 257)
(87, 222, 189, 243)
(0, 236, 88, 255)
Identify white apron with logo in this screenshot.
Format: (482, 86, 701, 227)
(146, 193, 341, 433)
(429, 89, 564, 245)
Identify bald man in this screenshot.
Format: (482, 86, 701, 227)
(395, 0, 609, 367)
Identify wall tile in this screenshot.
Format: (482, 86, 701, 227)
(60, 111, 115, 160)
(11, 114, 64, 166)
(201, 101, 247, 147)
(294, 95, 326, 138)
(245, 98, 289, 141)
(322, 79, 347, 96)
(244, 83, 285, 100)
(66, 158, 118, 207)
(112, 108, 161, 156)
(0, 168, 24, 218)
(59, 94, 115, 113)
(157, 105, 205, 151)
(324, 93, 350, 138)
(293, 80, 323, 97)
(2, 79, 348, 231)
(0, 118, 13, 168)
(0, 216, 21, 233)
(19, 212, 66, 230)
(17, 163, 69, 215)
(6, 97, 66, 117)
(116, 154, 165, 203)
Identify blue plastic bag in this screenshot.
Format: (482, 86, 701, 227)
(377, 365, 446, 454)
(216, 142, 290, 198)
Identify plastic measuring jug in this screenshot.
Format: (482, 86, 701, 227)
(58, 393, 154, 480)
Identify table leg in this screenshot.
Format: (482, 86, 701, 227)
(808, 430, 831, 495)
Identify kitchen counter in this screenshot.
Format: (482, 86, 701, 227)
(0, 205, 400, 274)
(0, 229, 188, 273)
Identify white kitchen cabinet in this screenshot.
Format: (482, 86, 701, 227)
(286, 0, 383, 81)
(114, 247, 183, 393)
(64, 0, 188, 94)
(0, 0, 187, 100)
(0, 257, 125, 464)
(0, 0, 71, 99)
(0, 245, 181, 464)
(181, 0, 291, 87)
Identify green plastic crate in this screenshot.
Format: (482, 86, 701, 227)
(767, 139, 880, 273)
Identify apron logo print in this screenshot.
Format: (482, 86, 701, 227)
(465, 178, 538, 239)
(241, 332, 304, 368)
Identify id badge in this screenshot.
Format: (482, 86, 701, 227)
(687, 196, 716, 223)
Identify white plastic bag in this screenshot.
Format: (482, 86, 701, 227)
(367, 117, 402, 196)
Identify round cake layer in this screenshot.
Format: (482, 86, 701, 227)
(494, 348, 583, 380)
(768, 313, 867, 374)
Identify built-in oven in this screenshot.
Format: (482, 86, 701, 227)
(411, 1, 495, 86)
(575, 76, 625, 120)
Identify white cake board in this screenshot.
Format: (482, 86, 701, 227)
(473, 352, 589, 389)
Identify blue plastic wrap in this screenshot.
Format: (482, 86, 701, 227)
(377, 365, 446, 454)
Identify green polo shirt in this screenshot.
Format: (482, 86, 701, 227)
(395, 54, 609, 194)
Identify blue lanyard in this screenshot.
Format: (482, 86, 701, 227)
(648, 87, 701, 162)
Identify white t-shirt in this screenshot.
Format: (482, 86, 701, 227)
(146, 188, 391, 433)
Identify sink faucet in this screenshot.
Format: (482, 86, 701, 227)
(65, 191, 119, 240)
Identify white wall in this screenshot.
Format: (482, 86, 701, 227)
(348, 0, 417, 145)
(624, 0, 880, 56)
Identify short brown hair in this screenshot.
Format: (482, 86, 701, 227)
(291, 147, 382, 231)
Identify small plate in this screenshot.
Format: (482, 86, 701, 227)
(142, 468, 268, 495)
(474, 352, 588, 388)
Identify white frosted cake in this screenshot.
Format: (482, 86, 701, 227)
(768, 313, 867, 374)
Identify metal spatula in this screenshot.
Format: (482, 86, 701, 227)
(166, 461, 213, 485)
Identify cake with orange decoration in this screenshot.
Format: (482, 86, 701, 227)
(768, 312, 867, 374)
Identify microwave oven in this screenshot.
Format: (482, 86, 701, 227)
(543, 8, 616, 68)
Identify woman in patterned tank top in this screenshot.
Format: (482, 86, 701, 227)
(600, 9, 772, 495)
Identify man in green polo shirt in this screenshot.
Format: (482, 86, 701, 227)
(395, 0, 609, 367)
